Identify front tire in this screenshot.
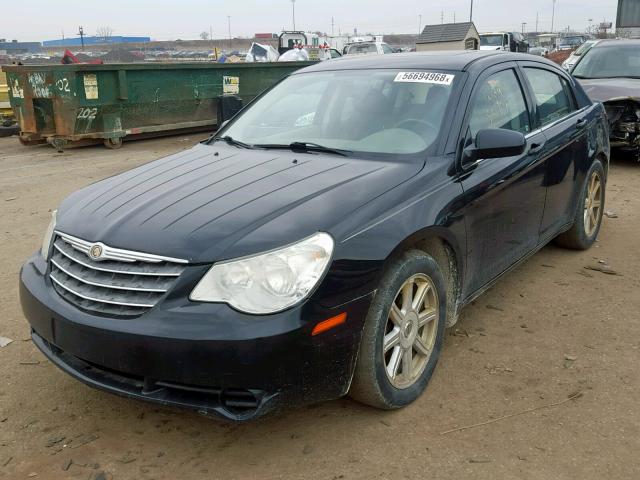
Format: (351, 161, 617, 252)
(555, 159, 605, 250)
(349, 249, 446, 409)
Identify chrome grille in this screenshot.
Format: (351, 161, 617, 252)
(49, 232, 187, 317)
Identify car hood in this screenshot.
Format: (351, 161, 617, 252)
(56, 143, 422, 263)
(577, 77, 640, 103)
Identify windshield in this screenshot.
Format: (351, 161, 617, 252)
(572, 45, 640, 79)
(345, 43, 378, 55)
(480, 35, 505, 47)
(218, 69, 456, 156)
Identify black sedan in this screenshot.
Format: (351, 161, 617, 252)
(20, 51, 610, 421)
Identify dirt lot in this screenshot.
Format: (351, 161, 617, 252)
(0, 135, 639, 480)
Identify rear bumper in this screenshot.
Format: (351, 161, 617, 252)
(20, 253, 373, 421)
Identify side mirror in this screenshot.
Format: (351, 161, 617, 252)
(463, 128, 527, 163)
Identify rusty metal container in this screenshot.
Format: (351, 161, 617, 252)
(0, 69, 10, 113)
(0, 68, 19, 136)
(2, 62, 312, 150)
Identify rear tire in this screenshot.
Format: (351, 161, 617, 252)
(555, 159, 605, 250)
(349, 249, 446, 409)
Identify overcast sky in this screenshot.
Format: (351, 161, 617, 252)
(3, 0, 618, 42)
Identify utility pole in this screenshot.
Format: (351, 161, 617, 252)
(535, 12, 539, 32)
(291, 0, 296, 30)
(331, 16, 335, 36)
(441, 11, 444, 24)
(470, 0, 474, 22)
(78, 26, 85, 50)
(454, 12, 456, 23)
(227, 16, 231, 49)
(551, 0, 556, 32)
(418, 14, 422, 34)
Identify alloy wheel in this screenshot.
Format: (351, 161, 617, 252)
(383, 273, 439, 389)
(584, 170, 602, 237)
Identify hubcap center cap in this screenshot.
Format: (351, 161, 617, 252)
(404, 322, 413, 336)
(401, 311, 419, 348)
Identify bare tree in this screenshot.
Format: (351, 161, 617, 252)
(199, 31, 210, 41)
(96, 26, 114, 43)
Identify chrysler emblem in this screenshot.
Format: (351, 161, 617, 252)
(89, 244, 103, 260)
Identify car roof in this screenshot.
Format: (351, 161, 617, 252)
(299, 50, 560, 73)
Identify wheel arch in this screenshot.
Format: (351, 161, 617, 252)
(595, 150, 609, 178)
(384, 226, 464, 327)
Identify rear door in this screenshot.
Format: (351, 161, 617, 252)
(458, 63, 547, 295)
(519, 63, 590, 240)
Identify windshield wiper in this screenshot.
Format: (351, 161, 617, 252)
(255, 142, 351, 157)
(211, 135, 254, 149)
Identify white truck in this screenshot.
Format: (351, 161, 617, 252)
(479, 32, 529, 53)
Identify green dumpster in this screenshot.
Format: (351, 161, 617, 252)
(2, 62, 313, 150)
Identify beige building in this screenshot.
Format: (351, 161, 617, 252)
(416, 22, 480, 51)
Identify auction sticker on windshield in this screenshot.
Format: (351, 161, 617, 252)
(394, 72, 455, 85)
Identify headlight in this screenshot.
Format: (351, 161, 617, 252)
(41, 210, 57, 261)
(190, 232, 334, 314)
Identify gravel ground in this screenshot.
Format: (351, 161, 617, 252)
(0, 135, 639, 480)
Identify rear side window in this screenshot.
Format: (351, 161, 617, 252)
(468, 69, 531, 138)
(523, 68, 575, 127)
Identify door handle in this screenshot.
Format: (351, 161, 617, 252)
(576, 118, 588, 129)
(528, 142, 545, 155)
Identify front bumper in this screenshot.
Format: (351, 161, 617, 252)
(20, 253, 374, 421)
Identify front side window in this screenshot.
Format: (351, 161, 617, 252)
(523, 68, 574, 126)
(381, 44, 394, 54)
(220, 69, 457, 156)
(467, 69, 531, 138)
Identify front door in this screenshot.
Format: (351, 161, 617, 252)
(459, 65, 547, 296)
